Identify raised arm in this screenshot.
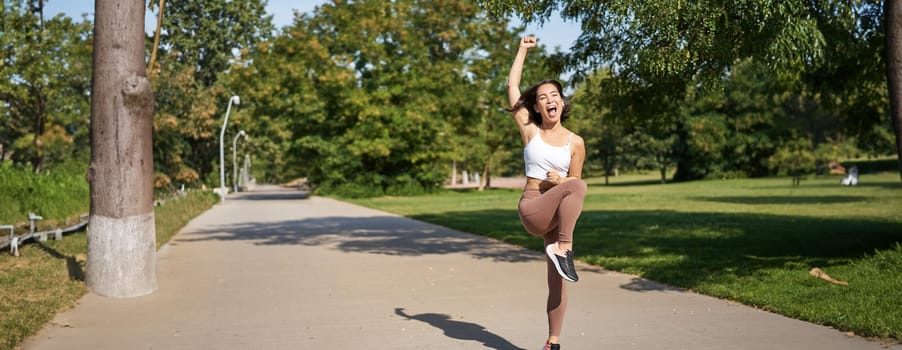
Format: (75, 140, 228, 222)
(507, 36, 536, 107)
(507, 36, 538, 145)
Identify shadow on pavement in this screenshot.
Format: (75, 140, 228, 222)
(177, 215, 540, 263)
(231, 189, 310, 201)
(619, 277, 684, 292)
(394, 308, 526, 350)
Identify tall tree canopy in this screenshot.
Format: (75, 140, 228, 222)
(149, 0, 273, 87)
(236, 0, 524, 196)
(147, 0, 273, 190)
(480, 0, 896, 180)
(1, 1, 93, 172)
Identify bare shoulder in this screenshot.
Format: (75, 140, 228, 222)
(571, 133, 585, 145)
(570, 133, 586, 150)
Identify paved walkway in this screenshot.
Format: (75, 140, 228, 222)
(23, 186, 899, 349)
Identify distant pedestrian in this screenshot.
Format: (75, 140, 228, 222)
(841, 166, 859, 186)
(506, 36, 588, 350)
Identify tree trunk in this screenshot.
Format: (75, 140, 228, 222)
(887, 0, 902, 182)
(451, 160, 457, 186)
(659, 154, 668, 184)
(602, 154, 610, 185)
(660, 165, 667, 184)
(478, 162, 490, 191)
(86, 0, 157, 298)
(147, 0, 165, 76)
(31, 0, 46, 173)
(31, 96, 45, 173)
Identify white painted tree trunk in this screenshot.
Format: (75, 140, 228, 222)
(86, 0, 157, 298)
(87, 215, 157, 297)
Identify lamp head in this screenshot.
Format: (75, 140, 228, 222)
(239, 130, 246, 136)
(231, 95, 240, 105)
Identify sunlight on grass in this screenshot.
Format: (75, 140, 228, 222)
(0, 190, 218, 350)
(351, 172, 902, 340)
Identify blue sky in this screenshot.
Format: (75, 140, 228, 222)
(43, 0, 581, 51)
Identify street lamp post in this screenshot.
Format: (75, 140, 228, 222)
(232, 130, 247, 193)
(240, 153, 252, 191)
(219, 95, 240, 203)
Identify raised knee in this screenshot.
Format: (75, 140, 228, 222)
(571, 178, 587, 194)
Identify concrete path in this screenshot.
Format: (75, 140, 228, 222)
(22, 186, 898, 349)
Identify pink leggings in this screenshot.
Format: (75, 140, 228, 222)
(517, 179, 587, 338)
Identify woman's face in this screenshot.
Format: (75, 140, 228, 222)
(535, 83, 563, 123)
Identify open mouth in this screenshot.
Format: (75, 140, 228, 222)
(546, 104, 557, 115)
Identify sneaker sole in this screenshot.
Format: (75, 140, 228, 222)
(546, 244, 576, 282)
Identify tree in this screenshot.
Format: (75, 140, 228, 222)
(717, 60, 784, 177)
(150, 63, 227, 190)
(86, 0, 157, 297)
(241, 0, 520, 196)
(460, 24, 559, 191)
(149, 0, 273, 88)
(147, 0, 273, 188)
(666, 59, 785, 180)
(768, 136, 817, 186)
(887, 0, 902, 180)
(480, 0, 899, 180)
(570, 69, 620, 183)
(147, 0, 165, 75)
(0, 1, 93, 172)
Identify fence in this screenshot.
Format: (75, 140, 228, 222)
(1, 213, 89, 256)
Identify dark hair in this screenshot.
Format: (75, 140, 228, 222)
(506, 79, 572, 126)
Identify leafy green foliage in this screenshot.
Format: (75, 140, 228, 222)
(481, 0, 834, 95)
(150, 63, 224, 189)
(147, 0, 273, 189)
(149, 0, 273, 88)
(570, 57, 876, 181)
(768, 137, 817, 185)
(239, 0, 527, 196)
(0, 2, 93, 173)
(480, 0, 895, 181)
(2, 0, 895, 193)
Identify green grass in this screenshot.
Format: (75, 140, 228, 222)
(0, 164, 89, 229)
(350, 172, 902, 341)
(0, 190, 218, 350)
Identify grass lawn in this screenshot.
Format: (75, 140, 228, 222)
(0, 190, 218, 350)
(350, 172, 902, 341)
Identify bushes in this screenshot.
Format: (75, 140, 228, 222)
(315, 173, 441, 199)
(0, 163, 89, 227)
(844, 158, 898, 174)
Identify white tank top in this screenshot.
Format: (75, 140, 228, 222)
(524, 132, 571, 180)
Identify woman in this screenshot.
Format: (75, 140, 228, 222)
(507, 36, 588, 350)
